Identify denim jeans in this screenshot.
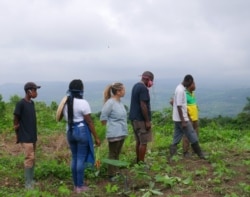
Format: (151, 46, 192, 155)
(67, 122, 89, 187)
(172, 121, 198, 145)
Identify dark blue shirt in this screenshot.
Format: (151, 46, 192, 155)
(129, 82, 151, 121)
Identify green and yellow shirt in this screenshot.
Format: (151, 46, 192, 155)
(186, 91, 198, 121)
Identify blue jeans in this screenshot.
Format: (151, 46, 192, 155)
(67, 122, 89, 187)
(172, 121, 198, 145)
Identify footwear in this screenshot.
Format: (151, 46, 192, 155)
(191, 142, 206, 159)
(168, 144, 177, 162)
(169, 144, 177, 156)
(183, 152, 191, 158)
(74, 186, 89, 193)
(24, 167, 34, 189)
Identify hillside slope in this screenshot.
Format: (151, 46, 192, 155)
(0, 80, 249, 118)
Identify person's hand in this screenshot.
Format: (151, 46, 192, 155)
(14, 124, 19, 143)
(15, 134, 19, 144)
(145, 121, 151, 130)
(169, 98, 174, 106)
(95, 138, 101, 147)
(14, 124, 19, 131)
(181, 121, 187, 129)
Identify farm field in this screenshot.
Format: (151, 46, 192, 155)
(0, 125, 249, 197)
(0, 97, 249, 197)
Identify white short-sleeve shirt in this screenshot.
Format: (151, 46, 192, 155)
(63, 98, 91, 122)
(172, 83, 189, 121)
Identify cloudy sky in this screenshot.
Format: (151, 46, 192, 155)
(0, 0, 249, 86)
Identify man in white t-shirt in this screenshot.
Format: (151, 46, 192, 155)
(169, 75, 205, 161)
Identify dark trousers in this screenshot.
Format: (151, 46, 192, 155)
(108, 139, 125, 176)
(183, 120, 199, 153)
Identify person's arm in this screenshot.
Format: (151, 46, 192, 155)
(169, 97, 174, 106)
(100, 100, 111, 126)
(177, 106, 187, 128)
(140, 100, 151, 130)
(101, 120, 107, 125)
(13, 114, 20, 143)
(84, 114, 101, 146)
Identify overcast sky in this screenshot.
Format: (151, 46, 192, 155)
(0, 0, 250, 86)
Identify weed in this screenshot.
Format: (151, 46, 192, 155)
(238, 182, 250, 195)
(155, 174, 181, 188)
(35, 160, 71, 180)
(105, 183, 119, 194)
(195, 166, 208, 177)
(139, 181, 163, 197)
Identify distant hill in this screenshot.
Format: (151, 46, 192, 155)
(0, 79, 249, 118)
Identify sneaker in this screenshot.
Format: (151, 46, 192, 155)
(74, 186, 89, 193)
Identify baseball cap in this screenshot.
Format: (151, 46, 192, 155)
(24, 82, 41, 90)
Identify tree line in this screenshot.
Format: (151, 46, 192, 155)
(0, 94, 249, 134)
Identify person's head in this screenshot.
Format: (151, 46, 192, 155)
(182, 74, 194, 88)
(141, 71, 154, 88)
(187, 81, 196, 92)
(67, 79, 84, 128)
(68, 79, 84, 99)
(24, 82, 41, 99)
(103, 82, 125, 103)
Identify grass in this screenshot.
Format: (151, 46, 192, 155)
(0, 126, 249, 197)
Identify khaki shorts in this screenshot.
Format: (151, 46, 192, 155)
(21, 143, 36, 168)
(132, 120, 152, 144)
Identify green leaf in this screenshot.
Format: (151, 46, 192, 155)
(142, 191, 151, 197)
(151, 190, 164, 195)
(101, 158, 130, 167)
(182, 176, 192, 185)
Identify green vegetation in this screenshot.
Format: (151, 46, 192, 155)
(0, 95, 249, 197)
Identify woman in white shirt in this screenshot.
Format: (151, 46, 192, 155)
(63, 79, 101, 193)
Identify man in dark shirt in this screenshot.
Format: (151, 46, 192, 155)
(13, 82, 41, 189)
(129, 71, 154, 164)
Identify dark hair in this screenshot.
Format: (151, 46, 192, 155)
(183, 74, 194, 88)
(142, 71, 154, 80)
(69, 79, 84, 91)
(67, 79, 84, 130)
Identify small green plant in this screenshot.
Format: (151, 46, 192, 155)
(139, 181, 163, 197)
(35, 160, 70, 180)
(212, 161, 235, 178)
(195, 166, 208, 177)
(105, 183, 119, 194)
(24, 189, 55, 197)
(130, 163, 152, 182)
(181, 176, 193, 185)
(57, 183, 71, 197)
(239, 182, 250, 195)
(242, 159, 250, 165)
(155, 174, 181, 188)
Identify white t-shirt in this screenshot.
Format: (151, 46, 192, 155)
(63, 98, 91, 122)
(172, 83, 189, 121)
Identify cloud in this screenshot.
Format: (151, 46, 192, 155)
(0, 0, 249, 86)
